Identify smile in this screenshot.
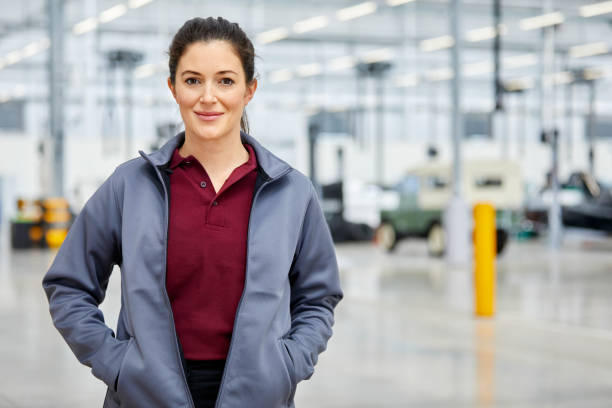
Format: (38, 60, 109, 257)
(195, 111, 224, 121)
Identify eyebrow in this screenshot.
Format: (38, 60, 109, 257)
(180, 70, 239, 76)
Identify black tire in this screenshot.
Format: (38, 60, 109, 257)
(496, 229, 509, 255)
(427, 222, 445, 257)
(375, 222, 398, 252)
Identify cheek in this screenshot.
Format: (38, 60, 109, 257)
(176, 89, 198, 108)
(228, 91, 247, 110)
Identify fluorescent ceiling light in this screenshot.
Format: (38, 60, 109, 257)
(425, 67, 454, 81)
(504, 53, 537, 69)
(386, 0, 415, 6)
(13, 85, 25, 98)
(305, 105, 322, 115)
(464, 60, 493, 76)
(395, 73, 419, 87)
(420, 35, 455, 52)
(328, 105, 349, 113)
(569, 42, 608, 58)
(336, 2, 377, 22)
(297, 63, 323, 77)
(5, 50, 23, 65)
(544, 71, 573, 85)
(99, 4, 127, 23)
(293, 15, 329, 34)
(580, 1, 612, 17)
(269, 69, 293, 83)
(466, 24, 507, 42)
(328, 55, 357, 71)
(73, 17, 98, 35)
(256, 27, 289, 44)
(583, 66, 612, 80)
(21, 38, 50, 58)
(128, 0, 154, 8)
(554, 71, 574, 84)
(362, 48, 394, 63)
(519, 12, 564, 30)
(504, 77, 534, 91)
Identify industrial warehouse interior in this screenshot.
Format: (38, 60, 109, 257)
(2, 0, 612, 407)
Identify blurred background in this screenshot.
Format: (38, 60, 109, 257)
(2, 0, 612, 406)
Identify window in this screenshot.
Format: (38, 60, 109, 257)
(464, 112, 491, 139)
(592, 116, 612, 139)
(424, 175, 448, 190)
(475, 177, 503, 188)
(0, 100, 24, 131)
(397, 176, 420, 195)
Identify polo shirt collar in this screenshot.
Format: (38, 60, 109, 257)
(140, 131, 291, 180)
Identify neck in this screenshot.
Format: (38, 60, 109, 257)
(179, 129, 248, 175)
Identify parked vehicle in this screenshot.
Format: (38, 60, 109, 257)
(320, 181, 373, 242)
(320, 179, 399, 242)
(375, 160, 524, 256)
(525, 171, 612, 233)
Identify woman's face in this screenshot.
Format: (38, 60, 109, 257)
(168, 40, 256, 143)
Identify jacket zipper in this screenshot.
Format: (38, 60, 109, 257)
(145, 148, 292, 407)
(214, 168, 291, 408)
(144, 156, 196, 408)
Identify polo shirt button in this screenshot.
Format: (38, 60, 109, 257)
(212, 201, 218, 206)
(200, 181, 207, 188)
(185, 161, 191, 165)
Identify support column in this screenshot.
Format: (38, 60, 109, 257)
(587, 81, 596, 176)
(445, 0, 471, 266)
(541, 0, 562, 250)
(48, 0, 65, 197)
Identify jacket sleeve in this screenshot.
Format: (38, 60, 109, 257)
(285, 182, 343, 382)
(42, 170, 128, 389)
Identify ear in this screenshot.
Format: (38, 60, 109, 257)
(167, 77, 177, 101)
(243, 78, 257, 106)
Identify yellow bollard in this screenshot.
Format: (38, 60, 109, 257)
(474, 203, 496, 317)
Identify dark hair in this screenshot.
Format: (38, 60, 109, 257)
(168, 17, 256, 134)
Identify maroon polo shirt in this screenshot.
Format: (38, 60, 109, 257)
(166, 143, 258, 360)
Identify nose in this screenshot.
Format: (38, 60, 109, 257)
(199, 84, 217, 104)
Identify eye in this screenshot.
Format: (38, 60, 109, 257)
(220, 78, 234, 86)
(185, 77, 200, 85)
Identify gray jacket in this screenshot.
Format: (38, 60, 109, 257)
(42, 132, 343, 407)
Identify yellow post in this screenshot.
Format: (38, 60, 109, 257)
(473, 203, 496, 317)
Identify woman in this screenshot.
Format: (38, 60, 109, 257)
(42, 17, 342, 408)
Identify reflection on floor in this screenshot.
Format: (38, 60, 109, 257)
(1, 228, 612, 407)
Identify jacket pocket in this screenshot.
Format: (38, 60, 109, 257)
(115, 337, 135, 397)
(278, 338, 298, 404)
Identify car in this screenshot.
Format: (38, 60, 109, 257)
(525, 171, 612, 233)
(375, 160, 524, 256)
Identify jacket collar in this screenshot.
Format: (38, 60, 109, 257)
(139, 131, 291, 180)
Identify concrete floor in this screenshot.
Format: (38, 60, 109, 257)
(1, 228, 612, 407)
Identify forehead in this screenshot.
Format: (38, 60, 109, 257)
(177, 40, 243, 74)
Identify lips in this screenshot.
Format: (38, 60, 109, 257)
(195, 111, 223, 121)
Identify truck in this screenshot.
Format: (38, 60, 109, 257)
(375, 160, 524, 256)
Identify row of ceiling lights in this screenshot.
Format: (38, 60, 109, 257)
(257, 0, 612, 46)
(134, 0, 612, 83)
(0, 0, 611, 91)
(0, 0, 154, 71)
(259, 0, 612, 89)
(1, 0, 610, 68)
(268, 43, 610, 87)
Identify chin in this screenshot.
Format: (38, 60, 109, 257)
(190, 126, 227, 141)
